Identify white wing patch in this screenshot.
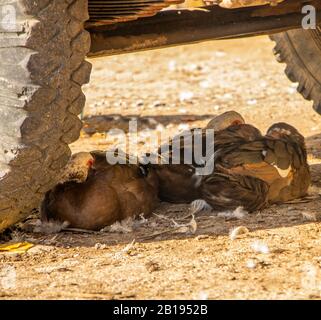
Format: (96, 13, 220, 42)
(273, 164, 291, 178)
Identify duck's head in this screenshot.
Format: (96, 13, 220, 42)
(70, 152, 95, 169)
(206, 111, 245, 131)
(266, 122, 305, 146)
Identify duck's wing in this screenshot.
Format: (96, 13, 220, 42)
(148, 128, 207, 203)
(263, 136, 310, 202)
(217, 133, 310, 202)
(200, 173, 269, 212)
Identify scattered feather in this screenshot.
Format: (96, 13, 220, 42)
(113, 239, 136, 259)
(287, 87, 296, 94)
(190, 199, 212, 215)
(218, 206, 248, 219)
(197, 291, 209, 300)
(251, 241, 269, 254)
(122, 239, 136, 254)
(229, 226, 249, 240)
(174, 215, 197, 234)
(247, 99, 257, 106)
(219, 93, 233, 100)
(199, 80, 211, 89)
(179, 91, 194, 102)
(168, 60, 176, 71)
(139, 213, 148, 222)
(156, 123, 165, 132)
(215, 50, 226, 57)
(196, 235, 209, 240)
(153, 213, 172, 221)
(246, 259, 257, 269)
(33, 220, 69, 234)
(147, 118, 158, 126)
(189, 215, 198, 234)
(178, 123, 190, 131)
(94, 243, 107, 250)
(101, 217, 134, 233)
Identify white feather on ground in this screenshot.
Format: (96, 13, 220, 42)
(101, 217, 134, 233)
(218, 206, 248, 219)
(173, 215, 198, 234)
(196, 291, 209, 300)
(94, 243, 107, 250)
(113, 239, 136, 260)
(190, 199, 212, 215)
(246, 259, 257, 269)
(101, 214, 150, 233)
(229, 226, 249, 240)
(251, 240, 269, 254)
(33, 220, 70, 234)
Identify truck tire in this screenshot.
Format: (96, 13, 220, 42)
(0, 0, 92, 231)
(270, 27, 321, 114)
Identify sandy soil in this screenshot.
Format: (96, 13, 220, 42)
(2, 36, 321, 300)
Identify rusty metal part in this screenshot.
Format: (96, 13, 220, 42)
(87, 0, 321, 57)
(213, 0, 284, 9)
(178, 0, 284, 9)
(88, 0, 184, 27)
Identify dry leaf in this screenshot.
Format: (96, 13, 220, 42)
(0, 242, 34, 253)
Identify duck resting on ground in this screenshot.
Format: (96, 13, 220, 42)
(148, 110, 310, 212)
(200, 121, 310, 212)
(41, 150, 159, 231)
(149, 111, 246, 204)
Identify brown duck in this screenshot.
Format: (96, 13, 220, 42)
(41, 151, 159, 230)
(200, 122, 310, 211)
(149, 111, 246, 203)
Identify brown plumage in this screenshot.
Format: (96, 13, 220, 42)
(151, 108, 310, 212)
(41, 151, 159, 230)
(201, 122, 310, 211)
(150, 111, 246, 203)
(264, 122, 310, 203)
(201, 173, 269, 212)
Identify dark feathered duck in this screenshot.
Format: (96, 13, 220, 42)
(264, 122, 310, 203)
(150, 109, 310, 212)
(41, 150, 159, 230)
(149, 111, 246, 203)
(201, 121, 310, 211)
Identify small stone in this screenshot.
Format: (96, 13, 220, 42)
(145, 261, 160, 273)
(94, 243, 107, 250)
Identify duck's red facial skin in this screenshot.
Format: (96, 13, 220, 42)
(87, 159, 94, 168)
(231, 120, 243, 126)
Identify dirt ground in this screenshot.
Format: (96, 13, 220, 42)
(2, 36, 321, 300)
